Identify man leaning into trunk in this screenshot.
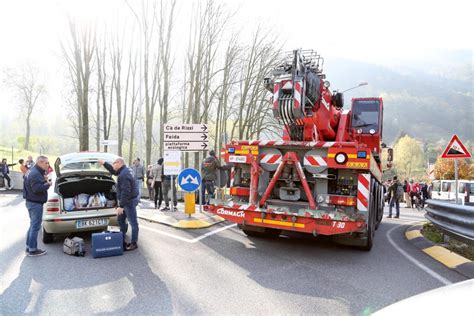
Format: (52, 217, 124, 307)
(99, 157, 140, 251)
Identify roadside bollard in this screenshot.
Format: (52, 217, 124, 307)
(184, 192, 195, 218)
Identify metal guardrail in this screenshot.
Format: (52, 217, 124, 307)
(425, 199, 474, 246)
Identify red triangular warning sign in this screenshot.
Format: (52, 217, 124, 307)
(441, 135, 471, 159)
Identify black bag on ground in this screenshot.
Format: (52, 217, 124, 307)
(63, 237, 86, 257)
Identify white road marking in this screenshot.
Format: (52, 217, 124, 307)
(386, 223, 452, 286)
(140, 223, 237, 243)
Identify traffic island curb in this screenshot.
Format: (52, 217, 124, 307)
(405, 223, 474, 279)
(138, 207, 225, 229)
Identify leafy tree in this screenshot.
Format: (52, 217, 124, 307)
(434, 157, 471, 179)
(393, 135, 426, 180)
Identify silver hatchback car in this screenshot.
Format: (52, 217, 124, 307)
(42, 152, 119, 243)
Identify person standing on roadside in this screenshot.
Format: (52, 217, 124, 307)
(146, 165, 155, 201)
(201, 150, 223, 205)
(19, 159, 28, 177)
(152, 158, 164, 210)
(1, 158, 16, 190)
(25, 155, 35, 170)
(403, 180, 412, 208)
(388, 176, 403, 218)
(99, 157, 140, 251)
(162, 173, 177, 212)
(131, 158, 145, 201)
(23, 155, 51, 256)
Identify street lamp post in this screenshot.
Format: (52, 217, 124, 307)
(341, 82, 368, 94)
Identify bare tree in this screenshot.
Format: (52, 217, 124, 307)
(157, 0, 177, 157)
(95, 36, 113, 152)
(183, 0, 230, 167)
(230, 29, 280, 140)
(3, 64, 46, 150)
(61, 18, 96, 151)
(127, 47, 141, 164)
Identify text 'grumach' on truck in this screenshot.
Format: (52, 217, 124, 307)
(208, 49, 392, 250)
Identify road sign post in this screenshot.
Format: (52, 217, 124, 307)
(178, 168, 202, 217)
(164, 124, 209, 213)
(164, 151, 182, 210)
(441, 135, 472, 204)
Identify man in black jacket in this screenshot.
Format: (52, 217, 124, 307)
(99, 157, 140, 251)
(23, 155, 51, 256)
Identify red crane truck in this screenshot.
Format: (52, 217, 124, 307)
(208, 49, 391, 250)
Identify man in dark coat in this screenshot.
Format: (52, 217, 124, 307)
(23, 156, 51, 256)
(99, 157, 140, 251)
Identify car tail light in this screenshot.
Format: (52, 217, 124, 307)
(46, 198, 60, 213)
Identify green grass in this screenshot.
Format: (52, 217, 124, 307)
(0, 146, 57, 172)
(422, 223, 474, 260)
(422, 223, 443, 243)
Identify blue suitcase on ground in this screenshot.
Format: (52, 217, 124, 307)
(91, 231, 124, 258)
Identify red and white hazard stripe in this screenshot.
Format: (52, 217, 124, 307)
(304, 155, 327, 167)
(294, 81, 302, 109)
(243, 140, 342, 148)
(260, 153, 282, 164)
(357, 174, 370, 211)
(273, 84, 280, 110)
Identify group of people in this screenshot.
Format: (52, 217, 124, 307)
(144, 150, 224, 211)
(0, 156, 38, 189)
(384, 176, 432, 218)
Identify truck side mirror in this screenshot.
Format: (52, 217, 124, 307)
(387, 148, 393, 162)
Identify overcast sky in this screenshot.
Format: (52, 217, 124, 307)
(0, 0, 471, 116)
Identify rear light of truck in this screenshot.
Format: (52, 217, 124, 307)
(317, 194, 355, 206)
(326, 195, 356, 206)
(230, 187, 250, 196)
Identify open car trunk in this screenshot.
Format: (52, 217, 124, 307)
(57, 175, 117, 211)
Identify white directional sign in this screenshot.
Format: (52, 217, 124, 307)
(164, 124, 208, 152)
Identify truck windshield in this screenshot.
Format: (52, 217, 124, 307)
(352, 100, 380, 133)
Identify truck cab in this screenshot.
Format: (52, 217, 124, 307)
(350, 97, 383, 163)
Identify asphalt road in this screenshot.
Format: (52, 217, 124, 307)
(0, 192, 468, 315)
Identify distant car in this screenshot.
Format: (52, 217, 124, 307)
(374, 279, 473, 315)
(42, 152, 119, 243)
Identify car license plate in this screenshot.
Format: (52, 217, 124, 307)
(76, 218, 109, 229)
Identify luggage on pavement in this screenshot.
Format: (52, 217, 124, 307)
(91, 231, 124, 258)
(63, 237, 86, 257)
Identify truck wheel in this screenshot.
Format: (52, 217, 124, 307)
(375, 183, 383, 230)
(42, 228, 54, 244)
(361, 185, 375, 251)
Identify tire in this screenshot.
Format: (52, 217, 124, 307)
(42, 228, 54, 244)
(375, 183, 383, 230)
(360, 181, 375, 251)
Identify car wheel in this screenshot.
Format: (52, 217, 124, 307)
(42, 228, 54, 243)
